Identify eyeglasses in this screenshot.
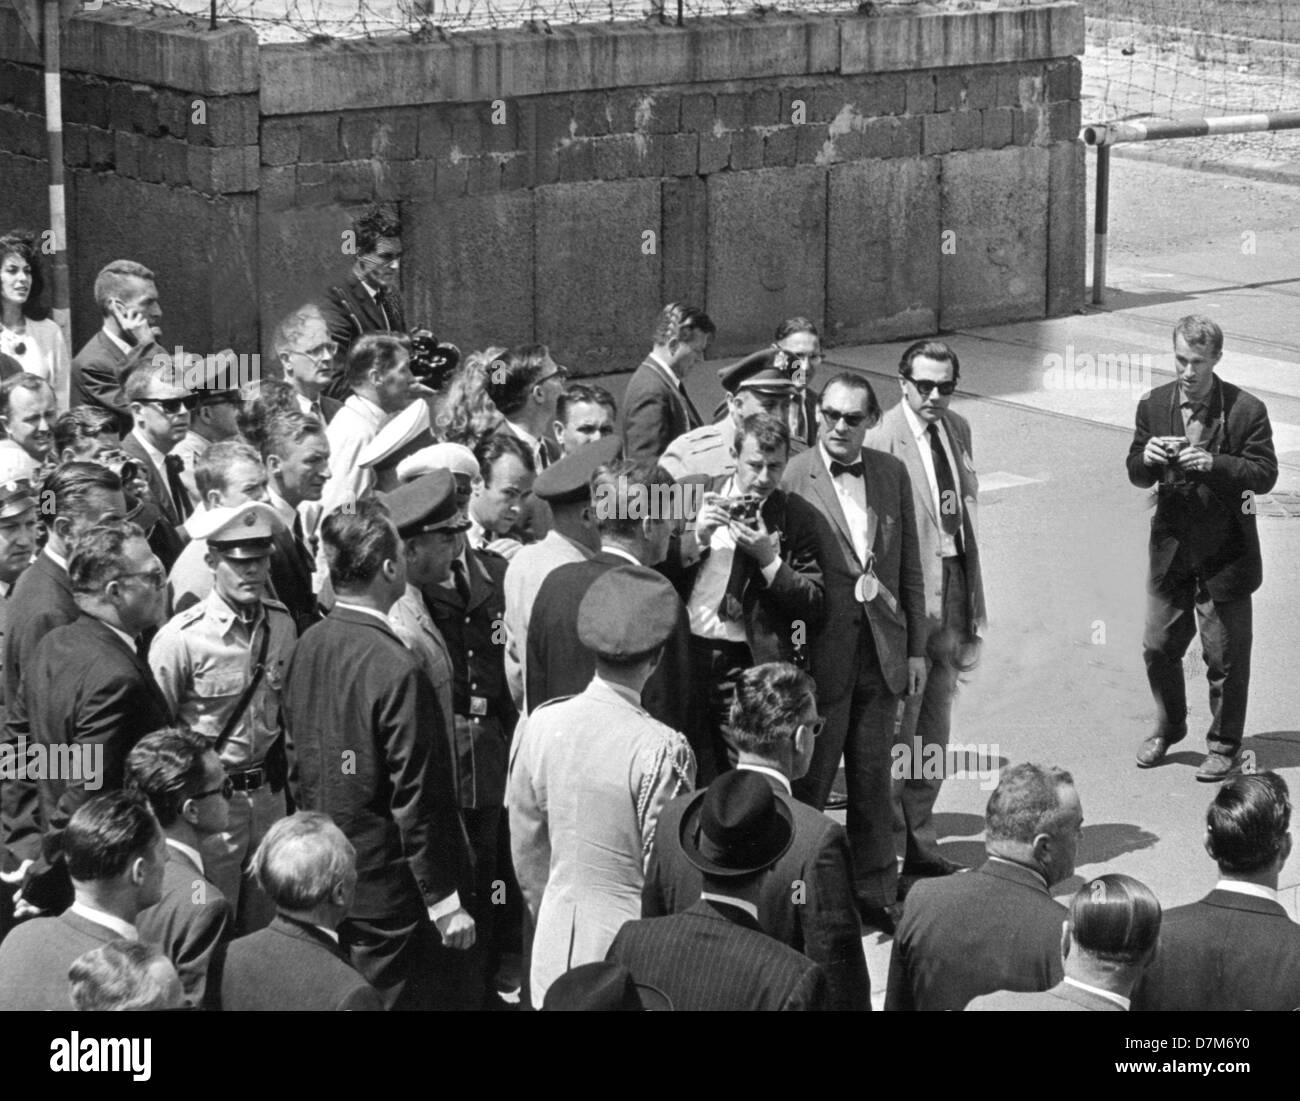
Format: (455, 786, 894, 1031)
(288, 344, 338, 363)
(113, 567, 167, 589)
(139, 395, 199, 415)
(820, 407, 868, 428)
(191, 776, 234, 801)
(534, 366, 570, 386)
(905, 376, 958, 397)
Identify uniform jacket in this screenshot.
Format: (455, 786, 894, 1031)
(70, 329, 147, 436)
(643, 769, 870, 1011)
(120, 431, 188, 571)
(508, 677, 695, 1007)
(282, 605, 471, 921)
(221, 914, 384, 1011)
(607, 898, 828, 1011)
(782, 445, 926, 698)
(885, 859, 1065, 1012)
(136, 843, 233, 1010)
(0, 908, 122, 1011)
(389, 584, 458, 781)
(621, 356, 705, 465)
(423, 548, 517, 809)
(862, 403, 986, 643)
(966, 981, 1124, 1011)
(1130, 888, 1300, 1012)
(1126, 378, 1277, 601)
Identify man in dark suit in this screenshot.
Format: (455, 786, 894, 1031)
(968, 873, 1161, 1011)
(608, 770, 827, 1011)
(222, 811, 384, 1011)
(1128, 315, 1278, 781)
(773, 316, 822, 448)
(282, 498, 475, 1010)
(262, 409, 331, 634)
(1133, 771, 1300, 1011)
(782, 372, 927, 932)
(69, 259, 163, 435)
(643, 662, 869, 1011)
(620, 302, 715, 464)
(274, 303, 345, 425)
(670, 413, 823, 775)
(5, 519, 172, 915)
(886, 763, 1082, 1011)
(0, 791, 166, 1011)
(128, 728, 234, 1010)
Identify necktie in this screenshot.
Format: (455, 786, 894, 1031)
(163, 454, 193, 521)
(310, 400, 324, 424)
(451, 558, 471, 606)
(829, 460, 864, 479)
(377, 286, 405, 332)
(535, 441, 550, 471)
(789, 397, 807, 444)
(291, 513, 315, 572)
(927, 424, 961, 543)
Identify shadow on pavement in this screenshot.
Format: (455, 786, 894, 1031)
(932, 811, 985, 838)
(1244, 731, 1300, 770)
(1079, 821, 1160, 865)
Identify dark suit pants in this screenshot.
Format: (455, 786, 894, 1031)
(343, 910, 466, 1011)
(795, 627, 901, 909)
(1143, 581, 1252, 755)
(461, 804, 523, 1008)
(893, 556, 969, 867)
(689, 636, 753, 774)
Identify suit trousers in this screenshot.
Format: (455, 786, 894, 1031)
(893, 556, 969, 867)
(1143, 581, 1252, 755)
(200, 784, 286, 936)
(795, 625, 902, 908)
(343, 911, 465, 1011)
(689, 636, 753, 774)
(460, 804, 522, 1008)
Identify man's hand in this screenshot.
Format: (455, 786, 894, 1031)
(907, 657, 928, 697)
(433, 906, 476, 950)
(1142, 437, 1172, 467)
(730, 516, 778, 569)
(0, 860, 42, 920)
(1176, 446, 1213, 475)
(109, 300, 155, 347)
(694, 495, 732, 547)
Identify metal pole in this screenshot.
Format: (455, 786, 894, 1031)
(1092, 143, 1109, 307)
(42, 0, 70, 357)
(1082, 110, 1300, 146)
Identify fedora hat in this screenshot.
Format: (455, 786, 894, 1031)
(542, 962, 672, 1012)
(679, 770, 794, 879)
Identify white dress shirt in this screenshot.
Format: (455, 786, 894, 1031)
(1061, 976, 1130, 1010)
(737, 761, 792, 794)
(1214, 879, 1278, 902)
(900, 402, 962, 557)
(818, 443, 870, 567)
(69, 901, 138, 941)
(166, 837, 205, 877)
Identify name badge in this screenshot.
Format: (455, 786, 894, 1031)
(854, 573, 879, 604)
(469, 696, 489, 717)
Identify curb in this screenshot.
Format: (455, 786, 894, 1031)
(1106, 141, 1300, 188)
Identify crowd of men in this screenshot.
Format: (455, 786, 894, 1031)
(0, 202, 1291, 1012)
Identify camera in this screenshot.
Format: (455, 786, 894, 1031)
(96, 450, 141, 487)
(408, 327, 461, 392)
(727, 494, 762, 527)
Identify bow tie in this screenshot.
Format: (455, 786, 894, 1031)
(829, 460, 864, 479)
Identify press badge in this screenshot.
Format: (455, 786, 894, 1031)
(855, 573, 880, 604)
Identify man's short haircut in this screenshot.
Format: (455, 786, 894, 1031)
(64, 790, 159, 883)
(41, 461, 122, 525)
(322, 497, 397, 589)
(899, 339, 960, 381)
(985, 763, 1076, 845)
(484, 344, 554, 418)
(0, 231, 45, 312)
(67, 518, 147, 594)
(774, 316, 819, 342)
(1173, 314, 1224, 359)
(1206, 771, 1291, 875)
(473, 432, 534, 486)
(346, 331, 410, 388)
(195, 438, 264, 499)
(238, 379, 301, 452)
(353, 203, 401, 256)
(1069, 874, 1162, 967)
(125, 727, 212, 829)
(253, 811, 356, 911)
(93, 259, 155, 318)
(54, 406, 119, 457)
(69, 940, 175, 1011)
(1, 372, 53, 418)
(729, 662, 817, 757)
(260, 409, 326, 463)
(123, 353, 186, 403)
(273, 303, 329, 357)
(557, 382, 616, 427)
(819, 371, 881, 426)
(590, 459, 672, 540)
(734, 412, 790, 457)
(651, 302, 715, 346)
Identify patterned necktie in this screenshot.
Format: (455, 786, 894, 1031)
(829, 460, 864, 479)
(163, 454, 193, 521)
(926, 424, 961, 543)
(377, 285, 405, 332)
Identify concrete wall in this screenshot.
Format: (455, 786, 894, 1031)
(0, 3, 1086, 374)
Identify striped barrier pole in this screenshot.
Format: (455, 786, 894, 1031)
(42, 0, 71, 355)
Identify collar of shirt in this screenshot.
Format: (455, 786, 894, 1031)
(343, 393, 386, 427)
(599, 545, 641, 567)
(699, 892, 760, 921)
(267, 487, 297, 528)
(1061, 976, 1130, 1010)
(591, 672, 642, 709)
(507, 420, 540, 453)
(101, 325, 134, 358)
(166, 837, 205, 877)
(131, 428, 172, 484)
(900, 398, 931, 443)
(294, 391, 320, 417)
(204, 587, 262, 637)
(1214, 879, 1278, 902)
(985, 854, 1049, 889)
(69, 901, 138, 941)
(736, 762, 792, 794)
(647, 352, 681, 389)
(105, 621, 138, 653)
(315, 924, 340, 944)
(43, 546, 68, 572)
(334, 600, 393, 629)
(818, 442, 852, 477)
(0, 579, 9, 598)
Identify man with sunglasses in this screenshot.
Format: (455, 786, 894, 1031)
(862, 340, 985, 884)
(783, 372, 927, 935)
(170, 353, 244, 505)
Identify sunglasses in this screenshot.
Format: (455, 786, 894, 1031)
(819, 407, 868, 429)
(535, 366, 570, 386)
(905, 376, 958, 397)
(192, 776, 234, 801)
(140, 395, 199, 415)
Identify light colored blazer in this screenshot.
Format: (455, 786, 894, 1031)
(507, 676, 695, 1008)
(388, 583, 455, 737)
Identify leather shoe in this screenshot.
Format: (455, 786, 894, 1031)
(1195, 753, 1239, 783)
(902, 856, 968, 878)
(858, 901, 904, 936)
(824, 784, 849, 811)
(1135, 724, 1187, 769)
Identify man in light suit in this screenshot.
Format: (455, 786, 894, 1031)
(620, 302, 715, 465)
(609, 770, 827, 1011)
(862, 340, 986, 879)
(782, 372, 926, 932)
(1132, 772, 1300, 1011)
(643, 662, 869, 1011)
(967, 873, 1161, 1011)
(0, 791, 166, 1011)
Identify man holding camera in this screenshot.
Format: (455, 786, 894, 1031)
(1127, 315, 1277, 782)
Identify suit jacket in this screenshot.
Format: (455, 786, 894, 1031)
(0, 908, 122, 1011)
(1126, 378, 1277, 601)
(70, 329, 147, 436)
(269, 524, 323, 635)
(120, 432, 188, 572)
(966, 980, 1124, 1011)
(490, 419, 561, 544)
(282, 605, 472, 920)
(885, 859, 1066, 1012)
(621, 357, 705, 465)
(221, 914, 384, 1011)
(862, 403, 986, 643)
(135, 844, 233, 1010)
(607, 898, 828, 1011)
(1131, 888, 1300, 1011)
(782, 445, 926, 698)
(643, 770, 869, 1011)
(320, 273, 404, 401)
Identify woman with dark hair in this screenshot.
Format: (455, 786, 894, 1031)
(0, 230, 70, 408)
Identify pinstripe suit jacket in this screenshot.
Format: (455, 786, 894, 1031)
(607, 898, 828, 1011)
